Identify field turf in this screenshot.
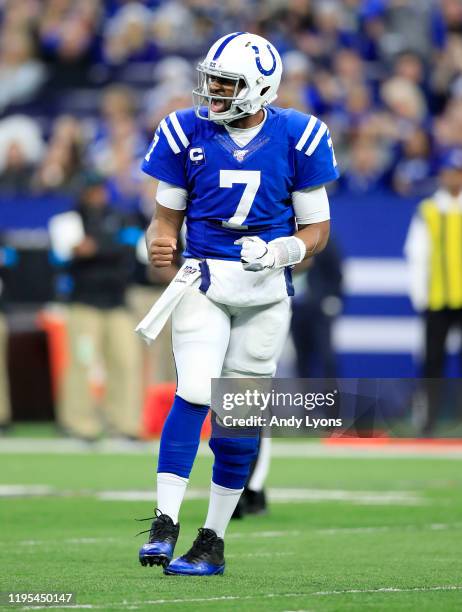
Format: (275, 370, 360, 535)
(1, 435, 462, 611)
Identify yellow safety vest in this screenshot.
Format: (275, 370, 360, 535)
(420, 198, 462, 310)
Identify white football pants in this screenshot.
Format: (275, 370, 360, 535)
(172, 287, 291, 406)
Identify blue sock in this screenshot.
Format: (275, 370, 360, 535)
(209, 436, 259, 489)
(157, 394, 209, 478)
(208, 413, 260, 489)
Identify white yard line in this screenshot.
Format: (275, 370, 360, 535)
(4, 521, 461, 548)
(16, 537, 118, 546)
(270, 442, 462, 459)
(1, 438, 462, 458)
(227, 530, 302, 539)
(226, 551, 294, 558)
(268, 488, 424, 505)
(0, 439, 160, 455)
(0, 484, 425, 506)
(20, 586, 462, 610)
(313, 585, 462, 596)
(2, 532, 301, 547)
(97, 489, 209, 502)
(98, 487, 425, 505)
(0, 485, 56, 497)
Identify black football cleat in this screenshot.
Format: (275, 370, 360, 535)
(231, 487, 268, 519)
(242, 488, 268, 515)
(138, 509, 179, 568)
(164, 528, 225, 576)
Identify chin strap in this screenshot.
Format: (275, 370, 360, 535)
(220, 109, 253, 125)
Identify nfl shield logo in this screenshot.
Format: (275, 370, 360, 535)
(233, 149, 249, 162)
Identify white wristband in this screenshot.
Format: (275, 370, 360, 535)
(270, 236, 307, 268)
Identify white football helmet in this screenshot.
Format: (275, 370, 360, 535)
(193, 32, 283, 124)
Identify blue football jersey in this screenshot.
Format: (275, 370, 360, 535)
(141, 106, 339, 260)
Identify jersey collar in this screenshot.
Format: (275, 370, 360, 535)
(213, 107, 278, 163)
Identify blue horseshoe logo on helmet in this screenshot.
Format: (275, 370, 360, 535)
(251, 44, 277, 76)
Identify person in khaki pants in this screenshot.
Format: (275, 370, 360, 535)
(62, 304, 142, 440)
(128, 262, 178, 392)
(51, 173, 142, 440)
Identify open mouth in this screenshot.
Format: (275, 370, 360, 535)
(211, 97, 227, 113)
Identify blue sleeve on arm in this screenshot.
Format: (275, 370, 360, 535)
(289, 112, 340, 191)
(141, 112, 190, 189)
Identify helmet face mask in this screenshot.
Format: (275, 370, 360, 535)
(193, 67, 251, 124)
(193, 32, 282, 125)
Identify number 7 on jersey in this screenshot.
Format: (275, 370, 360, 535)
(220, 170, 261, 227)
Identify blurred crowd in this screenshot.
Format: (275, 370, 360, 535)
(2, 0, 462, 436)
(0, 0, 462, 204)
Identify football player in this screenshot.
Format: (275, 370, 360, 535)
(137, 32, 339, 576)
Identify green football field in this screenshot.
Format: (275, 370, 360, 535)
(1, 433, 462, 611)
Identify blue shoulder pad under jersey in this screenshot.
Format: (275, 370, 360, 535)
(287, 110, 339, 191)
(141, 109, 196, 189)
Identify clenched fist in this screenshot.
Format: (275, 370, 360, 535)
(149, 237, 177, 268)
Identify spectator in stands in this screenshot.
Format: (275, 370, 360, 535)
(392, 128, 436, 197)
(0, 28, 46, 112)
(0, 142, 35, 194)
(91, 85, 143, 167)
(143, 56, 193, 133)
(102, 2, 159, 66)
(380, 76, 428, 133)
(38, 0, 102, 88)
(329, 84, 374, 159)
(1, 1, 40, 32)
(51, 172, 142, 440)
(34, 115, 84, 194)
(356, 1, 388, 64)
(434, 98, 462, 148)
(393, 51, 426, 89)
(151, 0, 214, 56)
(335, 48, 367, 92)
(277, 51, 311, 112)
(298, 1, 352, 64)
(0, 115, 44, 194)
(382, 1, 439, 58)
(404, 148, 462, 435)
(89, 85, 146, 211)
(304, 68, 343, 117)
(340, 137, 389, 193)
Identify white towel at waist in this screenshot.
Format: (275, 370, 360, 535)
(135, 259, 201, 344)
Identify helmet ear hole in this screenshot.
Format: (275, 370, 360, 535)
(260, 86, 270, 96)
